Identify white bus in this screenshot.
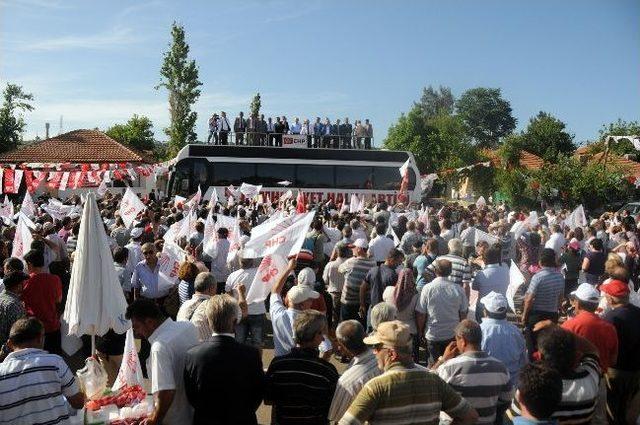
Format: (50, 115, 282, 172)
(167, 145, 421, 205)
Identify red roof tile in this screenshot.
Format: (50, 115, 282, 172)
(482, 149, 544, 170)
(589, 152, 640, 178)
(0, 129, 154, 164)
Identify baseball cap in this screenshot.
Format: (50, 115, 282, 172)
(354, 238, 368, 249)
(480, 291, 508, 314)
(571, 283, 600, 303)
(600, 279, 630, 297)
(130, 227, 143, 238)
(363, 320, 411, 348)
(287, 285, 319, 305)
(568, 238, 580, 251)
(297, 267, 316, 287)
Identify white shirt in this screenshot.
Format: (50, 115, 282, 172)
(368, 235, 396, 263)
(219, 116, 230, 131)
(545, 232, 566, 256)
(176, 293, 211, 322)
(211, 239, 230, 283)
(225, 267, 265, 315)
(148, 319, 198, 425)
(323, 257, 346, 293)
(125, 241, 142, 276)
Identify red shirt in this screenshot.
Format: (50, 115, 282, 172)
(22, 272, 62, 333)
(562, 310, 618, 371)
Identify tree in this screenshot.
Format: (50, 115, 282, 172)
(384, 105, 475, 173)
(521, 111, 575, 162)
(414, 85, 454, 119)
(583, 119, 640, 156)
(0, 84, 34, 153)
(250, 92, 261, 117)
(156, 22, 202, 157)
(106, 115, 156, 152)
(456, 87, 516, 148)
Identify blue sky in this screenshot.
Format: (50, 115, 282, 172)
(1, 0, 638, 147)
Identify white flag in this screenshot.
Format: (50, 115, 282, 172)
(0, 199, 14, 220)
(510, 220, 528, 241)
(399, 159, 410, 177)
(58, 172, 70, 191)
(174, 195, 186, 207)
(527, 211, 539, 227)
(506, 260, 526, 313)
(565, 204, 587, 230)
(280, 190, 293, 202)
(476, 196, 486, 209)
(227, 185, 241, 199)
(20, 191, 36, 218)
(386, 220, 401, 246)
(474, 228, 500, 247)
(157, 242, 187, 294)
(186, 186, 202, 208)
(215, 214, 241, 263)
(112, 328, 143, 391)
(208, 188, 219, 208)
(96, 180, 108, 197)
(245, 254, 289, 304)
(244, 211, 315, 259)
(349, 193, 360, 213)
(11, 214, 33, 260)
(119, 188, 146, 228)
(202, 209, 217, 257)
(13, 169, 24, 192)
(240, 182, 262, 199)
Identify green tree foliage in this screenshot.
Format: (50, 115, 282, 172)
(414, 85, 455, 119)
(456, 87, 516, 148)
(0, 84, 34, 153)
(106, 115, 156, 152)
(497, 134, 526, 168)
(384, 105, 476, 173)
(521, 111, 575, 162)
(583, 119, 640, 156)
(250, 92, 261, 117)
(156, 22, 202, 157)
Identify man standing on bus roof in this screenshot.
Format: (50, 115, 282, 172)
(290, 118, 302, 135)
(313, 117, 323, 148)
(219, 111, 231, 145)
(332, 119, 342, 149)
(274, 116, 284, 147)
(234, 111, 246, 145)
(207, 113, 218, 144)
(322, 118, 332, 148)
(364, 119, 373, 149)
(342, 118, 353, 149)
(267, 117, 276, 147)
(282, 116, 290, 135)
(259, 114, 267, 146)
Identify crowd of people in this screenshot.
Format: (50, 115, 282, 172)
(207, 111, 374, 149)
(0, 189, 639, 424)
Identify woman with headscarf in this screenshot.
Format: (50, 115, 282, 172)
(383, 268, 420, 361)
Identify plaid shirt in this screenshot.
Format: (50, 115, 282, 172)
(0, 290, 26, 347)
(426, 254, 472, 287)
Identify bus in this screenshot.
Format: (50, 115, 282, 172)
(167, 145, 421, 205)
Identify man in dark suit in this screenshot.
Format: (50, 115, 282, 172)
(233, 112, 246, 145)
(331, 118, 342, 149)
(184, 294, 264, 425)
(341, 117, 353, 149)
(274, 116, 284, 147)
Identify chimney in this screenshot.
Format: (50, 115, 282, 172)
(45, 122, 50, 139)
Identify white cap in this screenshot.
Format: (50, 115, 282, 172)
(354, 238, 368, 249)
(480, 291, 508, 313)
(297, 267, 316, 287)
(131, 227, 143, 238)
(571, 282, 601, 303)
(287, 285, 319, 305)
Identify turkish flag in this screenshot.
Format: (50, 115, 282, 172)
(296, 190, 306, 213)
(3, 169, 15, 194)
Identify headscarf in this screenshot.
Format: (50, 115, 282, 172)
(393, 268, 417, 311)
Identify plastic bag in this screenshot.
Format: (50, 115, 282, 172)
(77, 357, 108, 400)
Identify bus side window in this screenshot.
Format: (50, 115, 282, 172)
(335, 166, 373, 189)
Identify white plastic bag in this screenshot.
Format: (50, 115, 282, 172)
(76, 357, 108, 400)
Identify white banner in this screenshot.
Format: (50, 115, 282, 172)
(157, 242, 186, 294)
(475, 228, 500, 247)
(0, 199, 14, 220)
(11, 214, 33, 260)
(185, 186, 202, 209)
(244, 211, 315, 259)
(245, 253, 289, 304)
(240, 182, 263, 199)
(506, 260, 526, 313)
(119, 188, 146, 228)
(215, 214, 241, 263)
(112, 328, 144, 391)
(174, 195, 186, 207)
(565, 204, 587, 230)
(20, 191, 36, 218)
(349, 193, 360, 213)
(96, 180, 108, 198)
(282, 134, 308, 149)
(202, 209, 217, 257)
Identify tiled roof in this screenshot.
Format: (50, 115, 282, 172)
(589, 152, 640, 178)
(482, 149, 544, 170)
(0, 129, 154, 164)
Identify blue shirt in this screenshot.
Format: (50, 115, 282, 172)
(269, 293, 299, 357)
(526, 267, 564, 313)
(480, 318, 528, 389)
(471, 263, 510, 298)
(414, 254, 436, 291)
(131, 260, 163, 299)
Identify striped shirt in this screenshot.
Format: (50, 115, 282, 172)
(0, 348, 79, 425)
(339, 362, 471, 425)
(426, 254, 472, 287)
(328, 350, 381, 422)
(526, 267, 564, 313)
(508, 355, 601, 424)
(339, 256, 376, 306)
(436, 351, 513, 424)
(266, 347, 339, 425)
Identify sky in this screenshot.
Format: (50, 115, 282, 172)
(1, 0, 639, 147)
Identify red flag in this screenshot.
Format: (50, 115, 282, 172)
(296, 190, 306, 213)
(48, 171, 63, 189)
(3, 169, 15, 194)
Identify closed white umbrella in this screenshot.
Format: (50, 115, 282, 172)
(63, 193, 129, 354)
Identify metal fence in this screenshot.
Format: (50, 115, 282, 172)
(204, 131, 376, 149)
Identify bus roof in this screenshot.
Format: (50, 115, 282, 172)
(182, 144, 411, 163)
